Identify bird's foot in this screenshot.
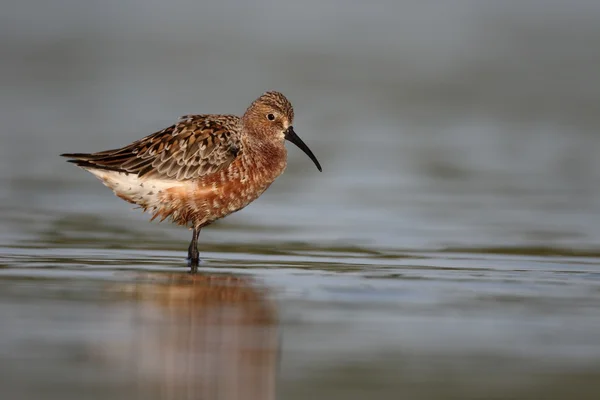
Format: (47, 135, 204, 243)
(187, 252, 200, 274)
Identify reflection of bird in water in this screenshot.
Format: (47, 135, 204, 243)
(61, 91, 322, 271)
(101, 273, 279, 400)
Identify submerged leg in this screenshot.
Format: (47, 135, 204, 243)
(187, 227, 201, 273)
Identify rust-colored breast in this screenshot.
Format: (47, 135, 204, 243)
(156, 144, 286, 228)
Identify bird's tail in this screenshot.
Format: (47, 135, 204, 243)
(60, 152, 124, 172)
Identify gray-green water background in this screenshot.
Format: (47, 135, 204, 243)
(1, 1, 600, 399)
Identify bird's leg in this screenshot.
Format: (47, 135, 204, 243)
(187, 227, 201, 273)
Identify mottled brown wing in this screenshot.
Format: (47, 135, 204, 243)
(63, 115, 242, 180)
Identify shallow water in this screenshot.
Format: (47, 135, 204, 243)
(2, 200, 600, 399)
(2, 1, 600, 399)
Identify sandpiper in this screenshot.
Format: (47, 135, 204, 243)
(61, 91, 322, 272)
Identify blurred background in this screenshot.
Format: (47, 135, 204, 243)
(1, 0, 600, 399)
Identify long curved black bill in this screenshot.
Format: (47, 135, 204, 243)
(284, 126, 322, 172)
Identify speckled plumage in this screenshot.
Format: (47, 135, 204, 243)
(61, 91, 322, 270)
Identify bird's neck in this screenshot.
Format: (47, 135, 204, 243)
(244, 135, 287, 179)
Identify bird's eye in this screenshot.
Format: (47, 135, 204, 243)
(267, 113, 275, 121)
